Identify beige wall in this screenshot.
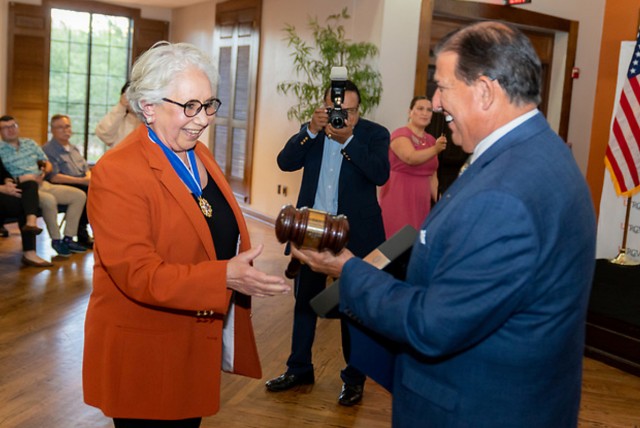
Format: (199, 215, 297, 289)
(171, 1, 214, 55)
(0, 0, 608, 222)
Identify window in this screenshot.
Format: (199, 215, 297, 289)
(49, 8, 132, 163)
(6, 1, 168, 158)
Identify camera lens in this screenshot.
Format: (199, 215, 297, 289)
(328, 108, 347, 129)
(330, 116, 344, 128)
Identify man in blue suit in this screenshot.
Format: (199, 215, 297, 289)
(293, 21, 596, 427)
(266, 80, 390, 406)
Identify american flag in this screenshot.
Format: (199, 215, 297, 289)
(605, 29, 640, 197)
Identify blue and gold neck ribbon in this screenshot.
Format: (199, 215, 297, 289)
(147, 126, 212, 217)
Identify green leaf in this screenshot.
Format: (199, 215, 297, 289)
(277, 7, 382, 123)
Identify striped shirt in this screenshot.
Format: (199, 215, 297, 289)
(0, 138, 48, 177)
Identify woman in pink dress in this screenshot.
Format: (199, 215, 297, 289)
(379, 96, 447, 238)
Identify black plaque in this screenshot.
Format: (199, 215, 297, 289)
(310, 225, 418, 318)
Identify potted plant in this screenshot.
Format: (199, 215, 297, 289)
(277, 7, 383, 123)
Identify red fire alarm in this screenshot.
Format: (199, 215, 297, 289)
(571, 67, 580, 79)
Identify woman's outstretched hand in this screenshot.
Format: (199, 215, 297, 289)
(226, 244, 291, 297)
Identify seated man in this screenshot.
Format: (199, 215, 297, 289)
(0, 155, 52, 267)
(0, 115, 87, 257)
(43, 114, 93, 248)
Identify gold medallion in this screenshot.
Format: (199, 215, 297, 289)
(198, 196, 213, 217)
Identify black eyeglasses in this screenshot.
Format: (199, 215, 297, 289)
(162, 97, 222, 117)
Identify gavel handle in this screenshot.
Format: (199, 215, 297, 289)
(285, 257, 302, 279)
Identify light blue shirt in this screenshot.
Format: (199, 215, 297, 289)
(0, 138, 48, 177)
(306, 126, 353, 214)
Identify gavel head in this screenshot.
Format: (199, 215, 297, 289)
(275, 204, 349, 254)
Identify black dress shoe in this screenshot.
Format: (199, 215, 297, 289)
(21, 256, 54, 268)
(338, 383, 364, 406)
(265, 372, 314, 392)
(21, 225, 43, 235)
(78, 236, 94, 249)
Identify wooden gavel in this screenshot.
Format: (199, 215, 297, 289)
(275, 205, 349, 278)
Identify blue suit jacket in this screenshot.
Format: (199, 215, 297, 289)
(277, 118, 390, 257)
(340, 113, 596, 427)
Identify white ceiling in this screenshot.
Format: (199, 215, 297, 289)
(98, 0, 208, 9)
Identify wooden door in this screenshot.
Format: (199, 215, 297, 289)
(212, 0, 262, 203)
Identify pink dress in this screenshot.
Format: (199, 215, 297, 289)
(379, 126, 438, 238)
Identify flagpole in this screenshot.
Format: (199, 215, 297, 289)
(606, 22, 640, 266)
(610, 196, 640, 265)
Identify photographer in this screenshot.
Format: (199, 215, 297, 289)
(266, 79, 390, 406)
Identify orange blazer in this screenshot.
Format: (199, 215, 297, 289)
(83, 125, 261, 420)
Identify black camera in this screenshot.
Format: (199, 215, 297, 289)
(326, 66, 348, 129)
(327, 106, 348, 129)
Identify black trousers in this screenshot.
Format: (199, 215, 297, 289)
(286, 263, 366, 386)
(65, 183, 90, 238)
(0, 180, 39, 252)
(113, 417, 202, 428)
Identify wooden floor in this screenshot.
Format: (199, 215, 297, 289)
(0, 216, 639, 428)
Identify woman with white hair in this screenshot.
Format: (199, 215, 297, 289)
(83, 41, 290, 428)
